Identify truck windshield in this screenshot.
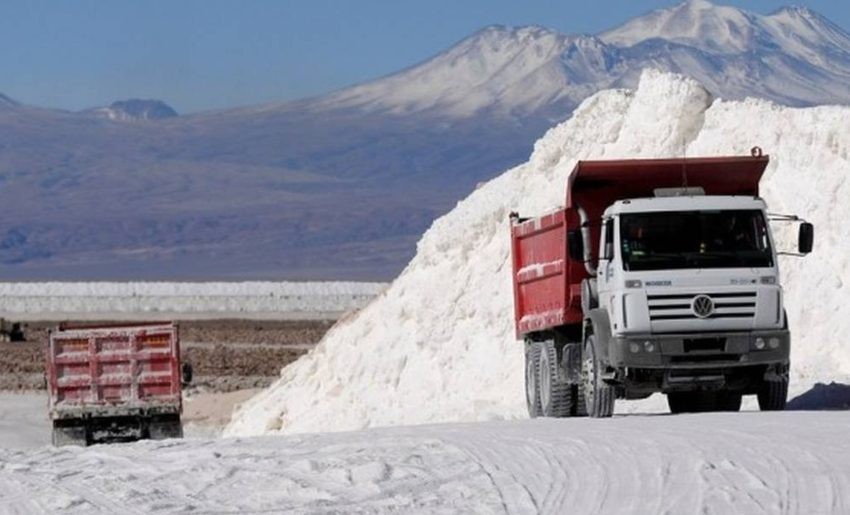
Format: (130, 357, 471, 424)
(620, 210, 773, 271)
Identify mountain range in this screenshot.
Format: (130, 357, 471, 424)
(1, 0, 849, 280)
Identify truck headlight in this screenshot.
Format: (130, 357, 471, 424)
(754, 337, 766, 350)
(760, 276, 776, 285)
(629, 342, 641, 353)
(768, 337, 780, 349)
(625, 280, 642, 288)
(643, 340, 655, 353)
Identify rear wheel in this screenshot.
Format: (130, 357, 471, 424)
(758, 377, 788, 411)
(539, 341, 572, 417)
(582, 334, 615, 418)
(525, 341, 542, 418)
(572, 383, 588, 417)
(563, 343, 587, 417)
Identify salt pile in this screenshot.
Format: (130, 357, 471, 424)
(226, 70, 850, 436)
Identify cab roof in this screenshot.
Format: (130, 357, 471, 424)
(604, 195, 767, 216)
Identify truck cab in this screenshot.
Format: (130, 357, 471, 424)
(511, 151, 812, 417)
(585, 194, 806, 413)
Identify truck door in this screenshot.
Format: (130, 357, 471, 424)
(599, 215, 630, 333)
(597, 217, 616, 304)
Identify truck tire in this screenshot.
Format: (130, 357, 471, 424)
(148, 415, 184, 440)
(525, 341, 542, 418)
(572, 383, 588, 417)
(758, 378, 788, 411)
(52, 422, 88, 447)
(582, 334, 615, 418)
(539, 341, 572, 417)
(561, 343, 587, 416)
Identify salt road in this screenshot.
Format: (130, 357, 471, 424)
(1, 410, 849, 514)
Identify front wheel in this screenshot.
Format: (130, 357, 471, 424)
(758, 377, 788, 411)
(581, 334, 615, 418)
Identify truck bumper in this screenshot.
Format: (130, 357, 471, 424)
(51, 403, 181, 421)
(606, 329, 789, 394)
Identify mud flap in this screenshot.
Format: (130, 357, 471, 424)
(148, 415, 184, 440)
(52, 421, 88, 447)
(586, 308, 613, 364)
(561, 343, 583, 384)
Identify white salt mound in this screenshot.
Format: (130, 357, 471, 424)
(226, 70, 850, 437)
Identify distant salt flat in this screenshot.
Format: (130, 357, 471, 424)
(0, 281, 387, 320)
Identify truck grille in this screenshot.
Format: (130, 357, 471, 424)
(647, 292, 757, 321)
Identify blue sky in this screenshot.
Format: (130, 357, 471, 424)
(2, 0, 847, 113)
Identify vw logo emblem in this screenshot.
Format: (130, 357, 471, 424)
(692, 295, 715, 318)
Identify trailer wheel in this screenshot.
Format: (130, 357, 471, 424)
(52, 421, 88, 447)
(539, 341, 572, 417)
(148, 415, 184, 440)
(525, 341, 542, 418)
(758, 378, 788, 411)
(582, 334, 615, 418)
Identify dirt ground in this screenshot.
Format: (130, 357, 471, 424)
(0, 319, 335, 392)
(182, 388, 263, 436)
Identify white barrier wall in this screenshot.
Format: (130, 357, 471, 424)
(0, 282, 387, 319)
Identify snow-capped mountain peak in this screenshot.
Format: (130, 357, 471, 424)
(312, 0, 850, 121)
(90, 99, 178, 122)
(600, 0, 759, 53)
(764, 5, 850, 61)
(317, 25, 575, 118)
(602, 0, 850, 63)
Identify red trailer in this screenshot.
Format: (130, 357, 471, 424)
(509, 152, 811, 417)
(47, 322, 191, 446)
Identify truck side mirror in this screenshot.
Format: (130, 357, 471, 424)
(798, 222, 814, 254)
(567, 230, 584, 261)
(181, 363, 193, 386)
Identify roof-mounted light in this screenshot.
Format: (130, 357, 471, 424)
(653, 187, 705, 197)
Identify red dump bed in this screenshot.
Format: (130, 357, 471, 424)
(510, 154, 769, 338)
(47, 323, 182, 419)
